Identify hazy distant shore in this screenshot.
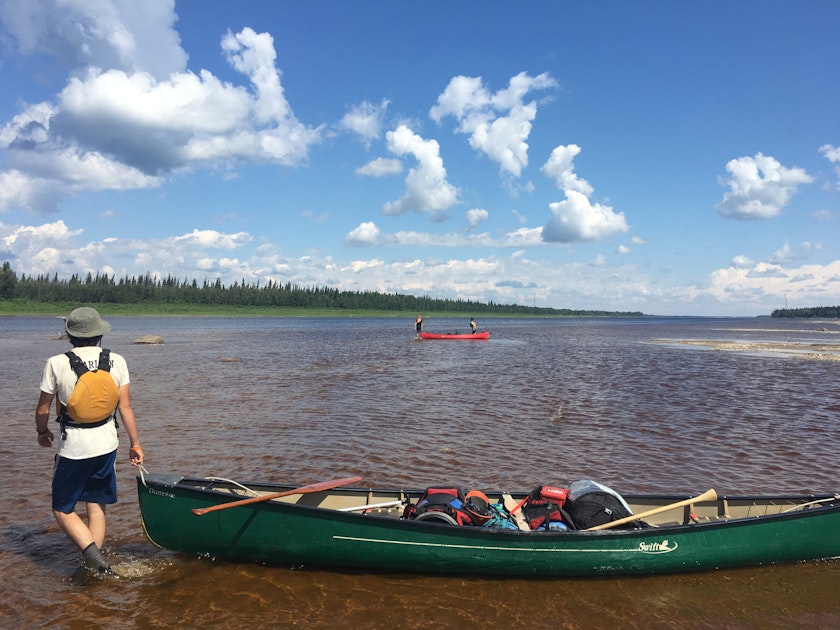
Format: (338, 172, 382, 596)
(0, 300, 646, 318)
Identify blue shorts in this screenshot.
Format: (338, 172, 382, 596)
(52, 450, 118, 513)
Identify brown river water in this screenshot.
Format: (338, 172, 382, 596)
(1, 315, 839, 628)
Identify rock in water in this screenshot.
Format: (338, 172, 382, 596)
(133, 335, 164, 344)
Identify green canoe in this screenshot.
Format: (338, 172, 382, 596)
(137, 473, 840, 577)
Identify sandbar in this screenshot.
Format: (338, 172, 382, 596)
(650, 339, 840, 361)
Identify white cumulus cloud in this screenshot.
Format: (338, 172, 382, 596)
(465, 208, 488, 229)
(0, 4, 321, 214)
(381, 125, 459, 221)
(543, 190, 629, 243)
(540, 144, 593, 196)
(717, 153, 813, 220)
(820, 144, 840, 190)
(221, 27, 290, 124)
(538, 143, 627, 243)
(341, 99, 389, 148)
(707, 259, 840, 307)
(356, 157, 403, 177)
(819, 144, 840, 162)
(345, 221, 384, 247)
(0, 0, 187, 79)
(174, 229, 251, 249)
(768, 240, 821, 264)
(429, 72, 557, 177)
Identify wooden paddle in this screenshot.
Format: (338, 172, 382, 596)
(190, 475, 364, 516)
(585, 488, 718, 531)
(501, 493, 531, 531)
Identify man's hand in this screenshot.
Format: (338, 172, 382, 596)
(129, 446, 144, 465)
(37, 428, 54, 447)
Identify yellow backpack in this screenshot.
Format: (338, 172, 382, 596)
(61, 350, 120, 425)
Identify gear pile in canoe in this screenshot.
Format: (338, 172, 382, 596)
(137, 471, 840, 577)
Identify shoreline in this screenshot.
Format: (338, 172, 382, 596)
(0, 301, 646, 319)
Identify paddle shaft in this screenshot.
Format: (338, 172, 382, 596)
(509, 496, 528, 515)
(585, 488, 718, 531)
(337, 499, 405, 512)
(191, 475, 364, 516)
(501, 493, 531, 531)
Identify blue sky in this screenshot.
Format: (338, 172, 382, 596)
(1, 1, 838, 316)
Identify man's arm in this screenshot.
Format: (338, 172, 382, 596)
(35, 390, 54, 446)
(117, 384, 144, 465)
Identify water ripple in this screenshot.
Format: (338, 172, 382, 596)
(2, 315, 839, 626)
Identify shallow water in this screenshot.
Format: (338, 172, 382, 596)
(2, 315, 839, 628)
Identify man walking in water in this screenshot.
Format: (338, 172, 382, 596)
(35, 307, 144, 574)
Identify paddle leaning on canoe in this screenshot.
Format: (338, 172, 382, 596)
(137, 471, 840, 577)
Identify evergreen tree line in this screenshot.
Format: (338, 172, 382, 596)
(771, 306, 840, 319)
(0, 261, 644, 316)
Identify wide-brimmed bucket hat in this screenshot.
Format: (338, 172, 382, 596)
(65, 307, 111, 338)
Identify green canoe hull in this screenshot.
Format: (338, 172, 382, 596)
(137, 474, 840, 577)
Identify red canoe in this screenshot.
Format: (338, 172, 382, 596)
(419, 331, 490, 340)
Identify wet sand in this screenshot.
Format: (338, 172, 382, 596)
(651, 339, 840, 361)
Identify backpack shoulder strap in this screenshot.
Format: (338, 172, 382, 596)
(59, 351, 87, 425)
(97, 349, 112, 372)
(64, 351, 89, 377)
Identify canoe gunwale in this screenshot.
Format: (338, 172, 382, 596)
(137, 474, 840, 576)
(139, 473, 840, 537)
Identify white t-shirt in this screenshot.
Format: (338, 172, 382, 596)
(40, 346, 129, 460)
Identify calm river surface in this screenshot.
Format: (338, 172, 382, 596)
(2, 315, 839, 628)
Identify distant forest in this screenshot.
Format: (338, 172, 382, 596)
(771, 306, 840, 319)
(0, 261, 644, 317)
